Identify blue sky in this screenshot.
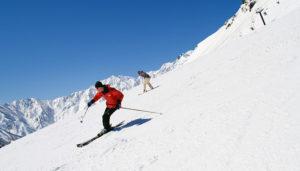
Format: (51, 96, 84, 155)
(0, 0, 240, 104)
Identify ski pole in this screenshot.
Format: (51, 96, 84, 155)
(121, 107, 162, 115)
(80, 107, 89, 123)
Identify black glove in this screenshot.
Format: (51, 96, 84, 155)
(116, 100, 122, 110)
(87, 99, 95, 108)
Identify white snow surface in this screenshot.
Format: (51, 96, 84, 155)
(1, 0, 300, 170)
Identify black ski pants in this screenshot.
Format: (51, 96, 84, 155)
(102, 107, 117, 129)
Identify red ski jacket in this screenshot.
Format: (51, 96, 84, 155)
(93, 85, 124, 109)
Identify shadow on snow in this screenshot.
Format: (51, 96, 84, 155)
(114, 118, 152, 131)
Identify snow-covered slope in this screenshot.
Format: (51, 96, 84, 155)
(1, 0, 300, 170)
(187, 0, 300, 62)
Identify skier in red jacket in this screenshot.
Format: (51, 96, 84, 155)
(87, 81, 124, 131)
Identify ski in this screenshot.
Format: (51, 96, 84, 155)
(138, 86, 160, 95)
(77, 121, 124, 148)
